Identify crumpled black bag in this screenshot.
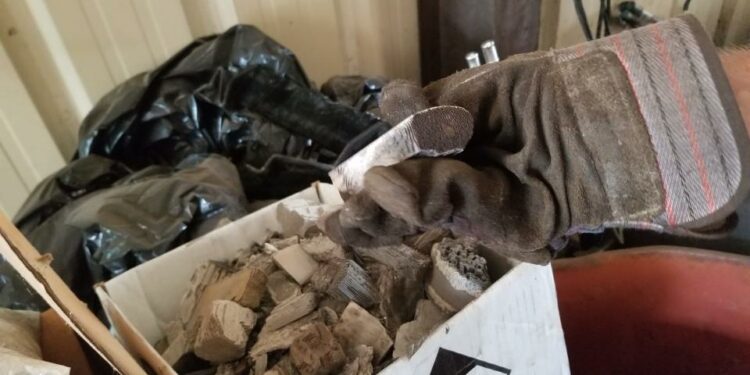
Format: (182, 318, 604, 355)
(13, 155, 132, 235)
(77, 24, 309, 165)
(1, 154, 248, 309)
(76, 25, 388, 199)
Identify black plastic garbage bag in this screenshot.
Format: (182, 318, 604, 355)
(77, 24, 308, 169)
(74, 154, 248, 281)
(0, 154, 248, 309)
(14, 155, 131, 234)
(76, 25, 387, 195)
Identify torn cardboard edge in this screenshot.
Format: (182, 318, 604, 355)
(95, 287, 177, 375)
(0, 213, 146, 375)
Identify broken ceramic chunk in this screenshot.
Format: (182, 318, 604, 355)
(253, 353, 268, 374)
(178, 261, 232, 325)
(290, 322, 346, 375)
(250, 311, 323, 357)
(159, 211, 489, 372)
(268, 354, 298, 375)
(272, 244, 319, 285)
(247, 253, 278, 276)
(264, 243, 281, 254)
(197, 267, 268, 315)
(215, 359, 250, 375)
(341, 345, 374, 375)
(427, 238, 490, 313)
(319, 296, 349, 315)
(270, 235, 300, 250)
(194, 300, 256, 363)
(161, 329, 189, 366)
(393, 299, 449, 358)
(264, 292, 318, 332)
(310, 259, 378, 308)
(267, 270, 302, 304)
(333, 302, 392, 363)
(163, 320, 184, 346)
(353, 244, 429, 272)
(372, 266, 408, 334)
(319, 306, 338, 325)
(277, 199, 340, 236)
(154, 336, 169, 355)
(354, 244, 431, 333)
(300, 235, 347, 262)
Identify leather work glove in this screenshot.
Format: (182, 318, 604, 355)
(324, 15, 750, 264)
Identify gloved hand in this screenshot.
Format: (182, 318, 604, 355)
(324, 15, 750, 264)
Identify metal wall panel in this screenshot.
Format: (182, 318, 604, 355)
(0, 41, 64, 217)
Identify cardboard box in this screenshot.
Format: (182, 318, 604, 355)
(0, 183, 570, 374)
(97, 183, 570, 374)
(0, 206, 147, 374)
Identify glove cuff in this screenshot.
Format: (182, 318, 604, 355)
(557, 15, 750, 230)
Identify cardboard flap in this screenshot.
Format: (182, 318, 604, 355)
(0, 213, 146, 375)
(96, 287, 176, 375)
(380, 263, 569, 374)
